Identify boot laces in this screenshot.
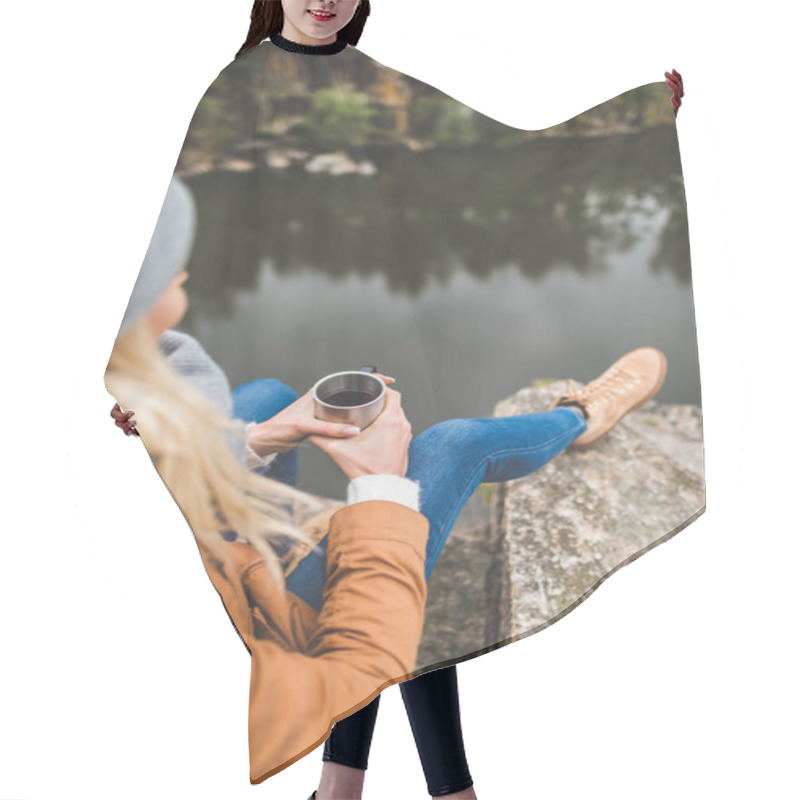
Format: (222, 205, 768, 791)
(565, 366, 642, 411)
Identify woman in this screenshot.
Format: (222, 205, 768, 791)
(110, 3, 680, 796)
(106, 176, 435, 787)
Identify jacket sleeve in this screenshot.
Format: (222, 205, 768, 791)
(242, 499, 429, 784)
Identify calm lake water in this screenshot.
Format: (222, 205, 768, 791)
(177, 126, 701, 498)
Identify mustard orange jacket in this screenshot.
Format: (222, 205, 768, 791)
(195, 499, 429, 784)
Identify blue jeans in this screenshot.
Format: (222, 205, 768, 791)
(231, 378, 587, 608)
(231, 378, 587, 795)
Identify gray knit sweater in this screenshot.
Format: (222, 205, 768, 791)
(159, 329, 253, 469)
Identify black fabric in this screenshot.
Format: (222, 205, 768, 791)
(323, 690, 381, 770)
(269, 30, 348, 55)
(323, 665, 474, 796)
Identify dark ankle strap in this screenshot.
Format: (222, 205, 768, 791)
(556, 399, 589, 420)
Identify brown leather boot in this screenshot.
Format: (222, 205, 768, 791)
(546, 346, 668, 446)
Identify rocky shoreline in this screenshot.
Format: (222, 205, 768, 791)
(175, 122, 667, 180)
(416, 381, 703, 670)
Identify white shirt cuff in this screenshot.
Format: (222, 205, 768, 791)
(244, 422, 279, 470)
(346, 474, 421, 512)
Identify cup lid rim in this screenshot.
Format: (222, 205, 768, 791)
(312, 370, 386, 409)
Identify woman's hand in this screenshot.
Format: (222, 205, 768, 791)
(110, 402, 139, 437)
(307, 387, 412, 480)
(246, 375, 396, 458)
(665, 68, 684, 116)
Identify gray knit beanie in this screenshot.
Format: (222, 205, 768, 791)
(116, 176, 197, 339)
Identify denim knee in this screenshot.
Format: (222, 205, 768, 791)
(414, 417, 476, 448)
(236, 377, 298, 403)
(231, 378, 299, 422)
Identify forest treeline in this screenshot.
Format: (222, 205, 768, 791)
(177, 45, 674, 173)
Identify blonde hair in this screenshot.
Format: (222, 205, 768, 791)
(104, 318, 325, 589)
